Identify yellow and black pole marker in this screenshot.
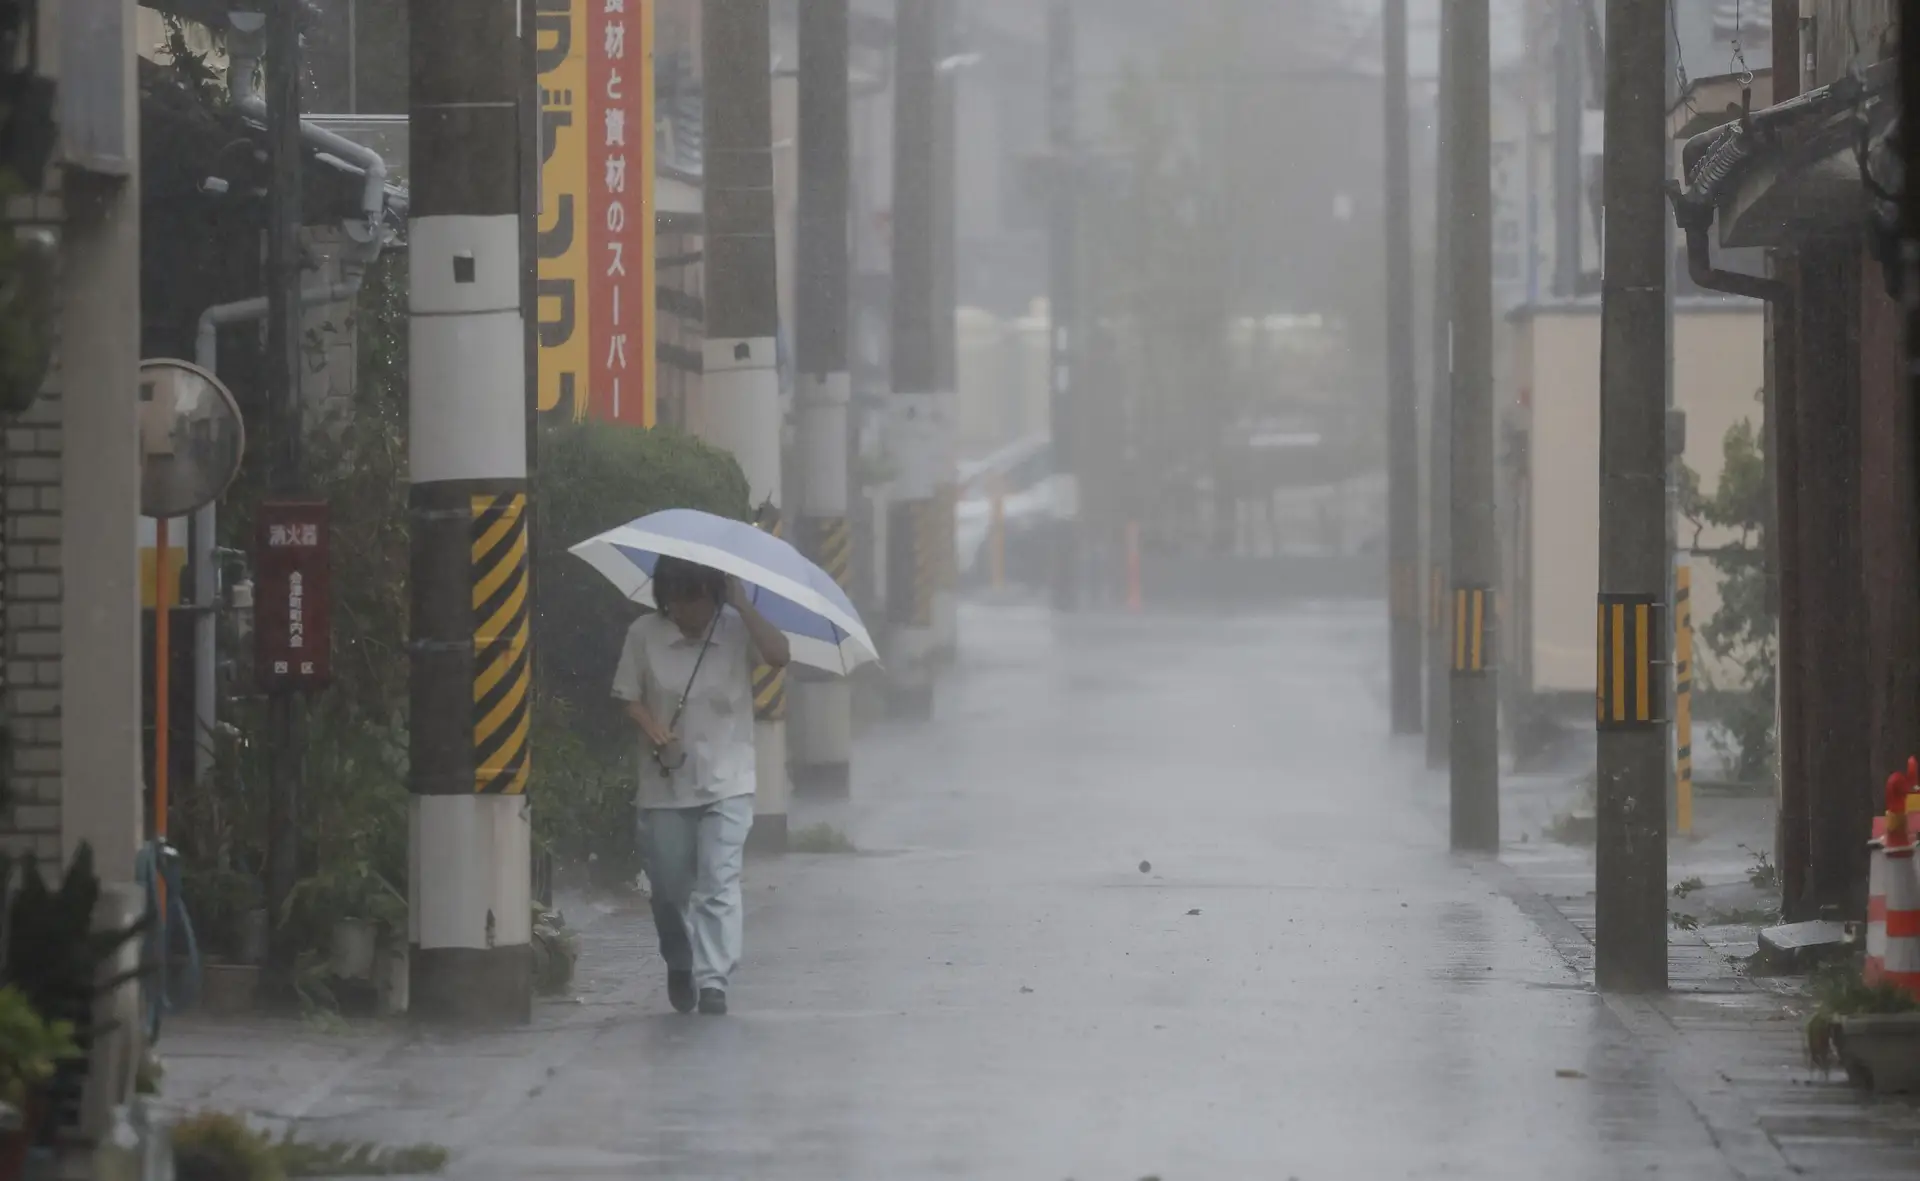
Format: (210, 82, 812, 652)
(791, 0, 856, 796)
(472, 494, 532, 795)
(406, 0, 536, 1023)
(1595, 596, 1665, 730)
(1451, 584, 1495, 675)
(1674, 564, 1693, 836)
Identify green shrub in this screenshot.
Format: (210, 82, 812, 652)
(530, 419, 749, 863)
(173, 1111, 284, 1181)
(0, 986, 76, 1109)
(1678, 401, 1775, 786)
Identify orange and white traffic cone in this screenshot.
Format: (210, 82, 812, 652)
(1867, 770, 1907, 985)
(1883, 760, 1920, 998)
(1884, 845, 1920, 998)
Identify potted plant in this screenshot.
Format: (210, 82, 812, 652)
(176, 863, 267, 1016)
(1805, 960, 1920, 1093)
(286, 862, 405, 984)
(0, 987, 76, 1179)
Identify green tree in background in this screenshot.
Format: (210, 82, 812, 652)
(1678, 396, 1775, 787)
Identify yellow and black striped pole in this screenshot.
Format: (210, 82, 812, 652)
(406, 0, 536, 1022)
(1450, 584, 1495, 675)
(471, 494, 532, 795)
(1595, 595, 1665, 730)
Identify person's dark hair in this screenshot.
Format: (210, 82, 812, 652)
(652, 555, 725, 607)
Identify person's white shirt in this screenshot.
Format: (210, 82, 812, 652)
(611, 608, 758, 810)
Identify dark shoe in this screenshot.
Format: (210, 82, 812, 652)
(668, 970, 696, 1014)
(697, 988, 728, 1016)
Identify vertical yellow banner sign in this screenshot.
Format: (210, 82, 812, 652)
(535, 0, 654, 423)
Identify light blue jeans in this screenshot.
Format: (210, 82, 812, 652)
(637, 793, 754, 993)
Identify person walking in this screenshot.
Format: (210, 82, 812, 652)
(612, 555, 791, 1015)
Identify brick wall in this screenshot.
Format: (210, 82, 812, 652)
(1, 179, 65, 866)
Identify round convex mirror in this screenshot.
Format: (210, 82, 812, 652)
(138, 358, 245, 520)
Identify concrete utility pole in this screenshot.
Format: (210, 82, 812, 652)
(1425, 0, 1455, 770)
(1383, 0, 1421, 735)
(261, 0, 305, 1004)
(930, 0, 960, 661)
(792, 0, 856, 795)
(702, 0, 791, 845)
(406, 0, 536, 1021)
(1593, 0, 1670, 992)
(1446, 0, 1498, 850)
(1768, 0, 1807, 912)
(1903, 0, 1920, 854)
(1551, 0, 1583, 296)
(886, 0, 942, 719)
(1046, 0, 1081, 614)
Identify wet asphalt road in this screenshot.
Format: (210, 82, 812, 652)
(461, 603, 1742, 1180)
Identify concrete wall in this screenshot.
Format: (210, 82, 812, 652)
(0, 0, 145, 891)
(1510, 300, 1766, 699)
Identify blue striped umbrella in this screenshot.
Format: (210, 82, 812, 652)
(568, 508, 878, 674)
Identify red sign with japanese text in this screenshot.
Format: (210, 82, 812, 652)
(587, 0, 654, 425)
(254, 501, 333, 692)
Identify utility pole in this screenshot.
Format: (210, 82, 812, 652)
(931, 0, 960, 660)
(1903, 0, 1920, 847)
(1594, 0, 1670, 992)
(1551, 0, 1583, 296)
(1046, 0, 1081, 613)
(1769, 0, 1807, 914)
(1383, 0, 1421, 735)
(886, 0, 941, 719)
(792, 0, 855, 796)
(1425, 0, 1454, 770)
(1447, 0, 1498, 850)
(261, 0, 305, 1005)
(406, 0, 537, 1022)
(702, 0, 790, 845)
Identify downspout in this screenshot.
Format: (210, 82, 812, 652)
(190, 267, 375, 790)
(236, 94, 390, 241)
(192, 277, 377, 790)
(188, 68, 393, 784)
(1666, 175, 1787, 303)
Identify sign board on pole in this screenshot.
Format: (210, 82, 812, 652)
(535, 0, 656, 424)
(254, 501, 332, 692)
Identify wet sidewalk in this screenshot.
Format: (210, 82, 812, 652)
(154, 603, 1920, 1179)
(1473, 762, 1920, 1179)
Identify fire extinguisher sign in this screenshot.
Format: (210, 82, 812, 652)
(255, 500, 333, 692)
